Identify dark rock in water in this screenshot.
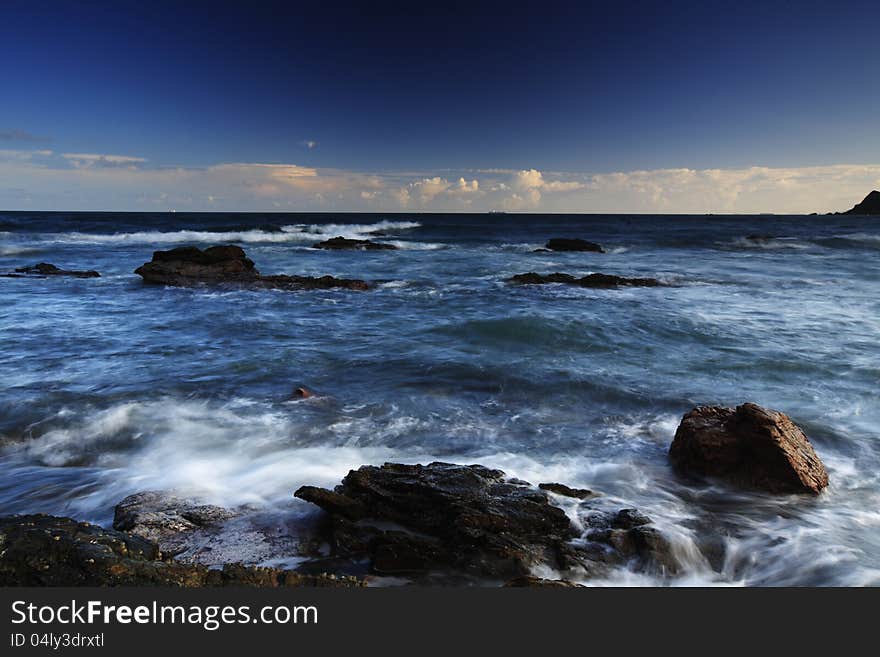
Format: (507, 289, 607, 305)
(257, 274, 369, 291)
(0, 514, 363, 587)
(4, 262, 100, 278)
(744, 234, 776, 242)
(113, 491, 237, 557)
(313, 236, 397, 250)
(134, 245, 370, 291)
(842, 190, 880, 215)
(295, 462, 678, 581)
(135, 245, 259, 285)
(544, 238, 605, 253)
(669, 403, 829, 495)
(581, 509, 678, 574)
(292, 386, 314, 399)
(538, 482, 595, 499)
(508, 271, 663, 288)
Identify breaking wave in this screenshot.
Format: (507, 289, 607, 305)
(38, 220, 422, 246)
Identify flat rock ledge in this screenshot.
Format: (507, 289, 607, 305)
(112, 491, 238, 557)
(669, 402, 829, 495)
(0, 514, 363, 587)
(313, 236, 397, 250)
(508, 272, 663, 288)
(2, 263, 100, 278)
(134, 245, 369, 291)
(295, 462, 677, 583)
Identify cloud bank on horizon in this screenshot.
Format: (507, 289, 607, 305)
(0, 148, 877, 214)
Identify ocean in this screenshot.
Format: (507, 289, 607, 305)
(1, 211, 878, 586)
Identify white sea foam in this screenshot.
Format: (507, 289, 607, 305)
(40, 220, 422, 246)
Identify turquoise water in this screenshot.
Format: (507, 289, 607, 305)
(1, 212, 878, 585)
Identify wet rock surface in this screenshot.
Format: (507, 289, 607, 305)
(2, 262, 100, 278)
(669, 403, 829, 495)
(134, 245, 369, 291)
(313, 236, 397, 250)
(0, 514, 363, 587)
(508, 272, 663, 288)
(112, 491, 237, 556)
(538, 482, 595, 499)
(295, 462, 678, 582)
(112, 491, 308, 567)
(543, 238, 605, 253)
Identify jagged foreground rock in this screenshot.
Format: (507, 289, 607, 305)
(295, 462, 676, 582)
(0, 515, 362, 587)
(134, 245, 369, 290)
(669, 403, 829, 494)
(508, 272, 663, 288)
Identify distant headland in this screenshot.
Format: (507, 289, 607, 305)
(839, 190, 880, 215)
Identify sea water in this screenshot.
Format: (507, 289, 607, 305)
(1, 211, 878, 585)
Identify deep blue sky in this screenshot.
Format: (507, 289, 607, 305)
(1, 1, 878, 212)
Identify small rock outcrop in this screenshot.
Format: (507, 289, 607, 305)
(313, 236, 397, 250)
(508, 272, 663, 288)
(669, 403, 829, 495)
(842, 190, 880, 215)
(543, 238, 605, 253)
(295, 462, 677, 581)
(134, 245, 369, 291)
(3, 263, 100, 278)
(538, 482, 595, 499)
(0, 514, 362, 587)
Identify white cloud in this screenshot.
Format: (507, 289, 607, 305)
(61, 153, 147, 169)
(0, 148, 54, 160)
(0, 149, 878, 212)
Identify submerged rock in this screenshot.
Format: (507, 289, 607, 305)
(842, 190, 880, 215)
(134, 245, 369, 290)
(292, 386, 314, 399)
(295, 462, 677, 581)
(669, 403, 829, 495)
(313, 236, 397, 250)
(0, 514, 363, 587)
(543, 238, 605, 253)
(3, 262, 100, 278)
(508, 271, 663, 288)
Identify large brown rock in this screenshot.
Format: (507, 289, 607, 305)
(134, 245, 369, 291)
(669, 403, 829, 495)
(0, 514, 363, 587)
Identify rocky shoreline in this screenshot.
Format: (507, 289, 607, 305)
(0, 403, 828, 587)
